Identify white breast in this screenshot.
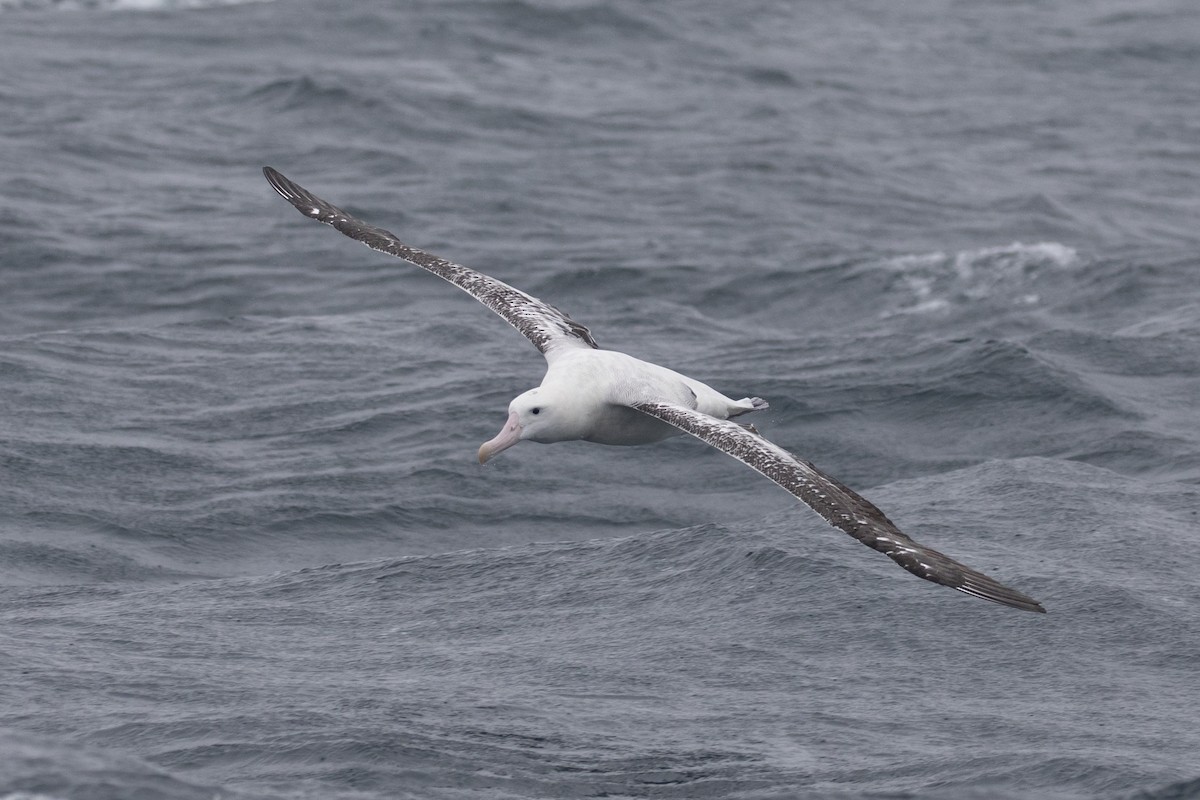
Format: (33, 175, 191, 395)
(538, 349, 749, 446)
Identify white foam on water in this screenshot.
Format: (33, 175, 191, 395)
(879, 242, 1078, 316)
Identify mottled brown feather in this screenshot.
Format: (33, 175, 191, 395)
(263, 167, 598, 357)
(633, 401, 1045, 612)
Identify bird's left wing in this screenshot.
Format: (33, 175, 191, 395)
(263, 167, 598, 359)
(631, 401, 1046, 613)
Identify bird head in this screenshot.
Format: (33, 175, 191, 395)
(478, 389, 561, 463)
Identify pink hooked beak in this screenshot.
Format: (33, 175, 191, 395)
(478, 410, 523, 464)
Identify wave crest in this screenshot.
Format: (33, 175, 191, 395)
(879, 242, 1078, 315)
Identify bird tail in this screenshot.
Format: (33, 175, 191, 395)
(730, 397, 769, 417)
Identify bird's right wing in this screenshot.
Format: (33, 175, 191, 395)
(263, 167, 599, 359)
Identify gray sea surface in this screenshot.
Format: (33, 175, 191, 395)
(2, 0, 1199, 797)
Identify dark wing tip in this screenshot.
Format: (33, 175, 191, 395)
(955, 578, 1047, 613)
(262, 166, 291, 199)
(888, 537, 1046, 614)
(262, 166, 319, 214)
(262, 166, 354, 230)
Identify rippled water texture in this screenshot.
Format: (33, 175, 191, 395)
(1, 1, 1199, 798)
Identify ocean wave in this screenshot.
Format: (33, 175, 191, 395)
(875, 242, 1078, 316)
(1133, 776, 1200, 800)
(0, 0, 272, 10)
(2, 455, 1197, 797)
(3, 1, 1199, 794)
(0, 728, 236, 800)
(242, 75, 387, 115)
(485, 0, 666, 42)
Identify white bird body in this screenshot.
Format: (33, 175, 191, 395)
(512, 348, 761, 446)
(263, 166, 1047, 614)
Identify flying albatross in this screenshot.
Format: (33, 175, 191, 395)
(262, 166, 1046, 614)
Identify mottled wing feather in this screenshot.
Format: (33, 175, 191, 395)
(632, 401, 1045, 613)
(263, 167, 598, 358)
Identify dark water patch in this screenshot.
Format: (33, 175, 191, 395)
(1135, 776, 1200, 800)
(0, 729, 243, 800)
(243, 74, 385, 114)
(486, 0, 667, 43)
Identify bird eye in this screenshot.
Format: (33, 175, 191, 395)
(531, 407, 541, 415)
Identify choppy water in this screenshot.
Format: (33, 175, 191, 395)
(2, 0, 1200, 797)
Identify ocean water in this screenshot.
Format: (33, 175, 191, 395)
(2, 0, 1200, 797)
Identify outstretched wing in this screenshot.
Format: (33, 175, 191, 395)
(263, 167, 598, 359)
(632, 401, 1046, 613)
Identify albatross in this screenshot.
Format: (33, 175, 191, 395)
(262, 166, 1046, 614)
